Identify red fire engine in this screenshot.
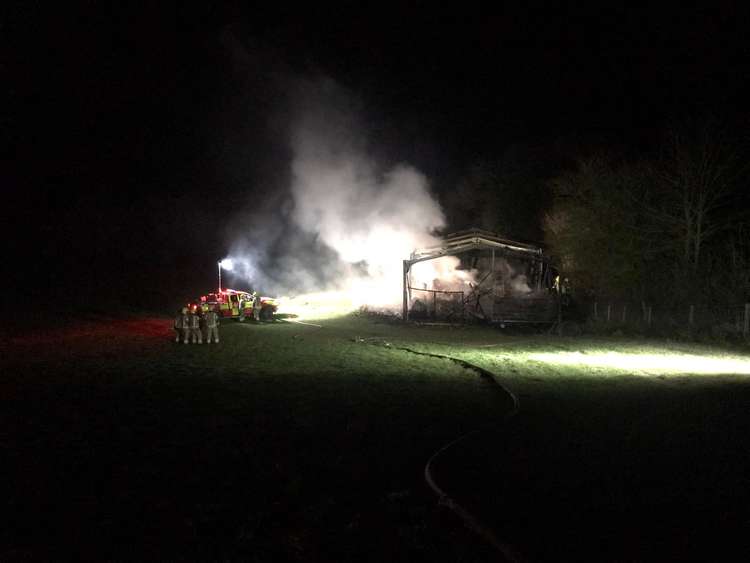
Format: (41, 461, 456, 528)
(191, 289, 278, 321)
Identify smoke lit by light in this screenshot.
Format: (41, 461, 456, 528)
(224, 77, 475, 317)
(219, 258, 235, 271)
(276, 292, 360, 320)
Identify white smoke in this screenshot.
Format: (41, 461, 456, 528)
(224, 77, 464, 313)
(410, 256, 477, 292)
(285, 79, 447, 306)
(494, 257, 533, 296)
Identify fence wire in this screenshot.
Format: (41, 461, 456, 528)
(585, 300, 750, 339)
(408, 288, 465, 322)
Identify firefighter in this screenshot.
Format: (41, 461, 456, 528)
(204, 307, 219, 344)
(252, 291, 261, 322)
(189, 307, 203, 344)
(181, 307, 192, 344)
(199, 303, 209, 341)
(174, 308, 188, 343)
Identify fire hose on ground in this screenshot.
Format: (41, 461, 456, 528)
(392, 345, 523, 563)
(282, 322, 524, 561)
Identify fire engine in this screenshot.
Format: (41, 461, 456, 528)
(191, 289, 278, 322)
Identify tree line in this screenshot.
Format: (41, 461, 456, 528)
(446, 117, 750, 313)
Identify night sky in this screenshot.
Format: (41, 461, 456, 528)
(6, 3, 749, 312)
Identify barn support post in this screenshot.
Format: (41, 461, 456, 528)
(536, 260, 542, 291)
(402, 230, 556, 325)
(402, 260, 410, 322)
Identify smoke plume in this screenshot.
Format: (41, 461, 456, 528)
(225, 77, 452, 310)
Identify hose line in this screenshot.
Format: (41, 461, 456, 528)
(393, 345, 523, 563)
(281, 320, 524, 560)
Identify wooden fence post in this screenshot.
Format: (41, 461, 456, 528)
(606, 304, 611, 323)
(744, 303, 750, 339)
(647, 306, 652, 326)
(622, 304, 627, 323)
(594, 301, 598, 320)
(689, 305, 695, 326)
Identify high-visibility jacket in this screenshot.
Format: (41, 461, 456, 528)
(189, 314, 200, 330)
(205, 311, 218, 328)
(175, 314, 188, 329)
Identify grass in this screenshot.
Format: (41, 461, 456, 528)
(2, 314, 749, 561)
(393, 332, 750, 561)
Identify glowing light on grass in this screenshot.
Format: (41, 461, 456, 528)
(271, 255, 478, 321)
(276, 292, 359, 320)
(528, 351, 750, 375)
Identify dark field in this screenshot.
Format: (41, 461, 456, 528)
(2, 314, 749, 562)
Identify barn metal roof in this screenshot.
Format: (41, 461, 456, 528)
(407, 228, 544, 266)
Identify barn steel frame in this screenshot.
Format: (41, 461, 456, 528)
(402, 229, 560, 324)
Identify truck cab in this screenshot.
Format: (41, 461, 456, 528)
(196, 289, 278, 321)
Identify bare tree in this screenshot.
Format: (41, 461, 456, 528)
(543, 120, 748, 308)
(655, 118, 743, 272)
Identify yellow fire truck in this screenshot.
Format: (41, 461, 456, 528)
(192, 289, 278, 321)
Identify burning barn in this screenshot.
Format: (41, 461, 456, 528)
(403, 229, 560, 324)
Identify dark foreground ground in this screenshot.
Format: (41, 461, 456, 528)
(1, 313, 749, 562)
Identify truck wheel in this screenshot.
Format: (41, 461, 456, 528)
(260, 307, 274, 321)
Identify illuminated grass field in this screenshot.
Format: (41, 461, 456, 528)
(2, 313, 749, 561)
